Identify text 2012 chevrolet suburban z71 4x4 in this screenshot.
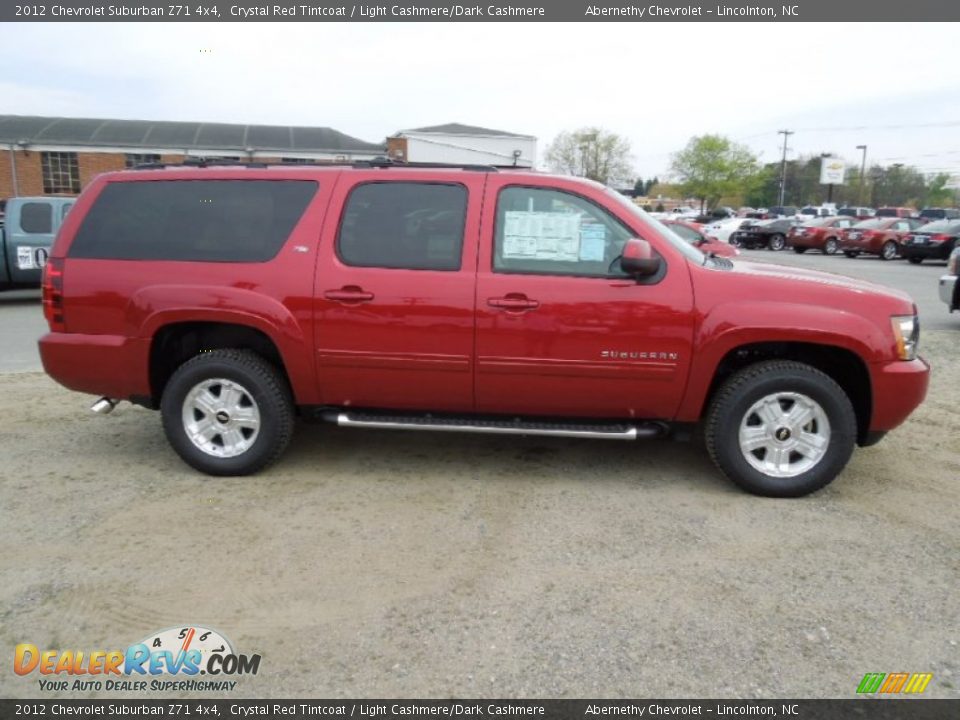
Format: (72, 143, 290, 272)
(39, 163, 930, 497)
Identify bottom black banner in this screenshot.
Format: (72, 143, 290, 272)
(1, 699, 958, 720)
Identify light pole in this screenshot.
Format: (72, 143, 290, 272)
(856, 144, 867, 205)
(777, 130, 793, 207)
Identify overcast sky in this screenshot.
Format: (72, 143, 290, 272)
(2, 22, 960, 181)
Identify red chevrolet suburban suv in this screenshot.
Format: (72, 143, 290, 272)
(39, 162, 929, 497)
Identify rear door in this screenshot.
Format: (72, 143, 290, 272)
(474, 176, 695, 419)
(313, 171, 484, 412)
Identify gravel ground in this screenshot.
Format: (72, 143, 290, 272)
(1, 329, 957, 700)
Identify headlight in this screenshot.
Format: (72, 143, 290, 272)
(891, 314, 919, 361)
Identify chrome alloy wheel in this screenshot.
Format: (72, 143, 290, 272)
(181, 378, 261, 458)
(738, 392, 831, 478)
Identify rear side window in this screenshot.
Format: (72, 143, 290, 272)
(69, 180, 318, 262)
(20, 203, 53, 234)
(337, 182, 467, 271)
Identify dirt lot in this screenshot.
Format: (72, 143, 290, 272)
(1, 326, 957, 700)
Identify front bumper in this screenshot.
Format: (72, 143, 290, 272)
(940, 274, 958, 311)
(869, 357, 930, 433)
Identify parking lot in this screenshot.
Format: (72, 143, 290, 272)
(1, 250, 958, 699)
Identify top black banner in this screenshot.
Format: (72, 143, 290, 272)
(4, 0, 960, 22)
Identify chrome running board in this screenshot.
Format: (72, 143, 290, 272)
(326, 411, 668, 441)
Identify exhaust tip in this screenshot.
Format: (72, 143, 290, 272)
(91, 397, 118, 415)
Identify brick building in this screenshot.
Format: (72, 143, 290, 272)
(0, 115, 386, 198)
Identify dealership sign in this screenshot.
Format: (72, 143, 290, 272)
(820, 157, 846, 185)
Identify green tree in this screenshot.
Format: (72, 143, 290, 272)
(925, 173, 956, 207)
(670, 135, 758, 212)
(545, 127, 634, 186)
(633, 177, 645, 197)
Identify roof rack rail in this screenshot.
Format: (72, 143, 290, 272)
(131, 156, 503, 172)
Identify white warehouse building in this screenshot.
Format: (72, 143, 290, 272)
(387, 123, 536, 168)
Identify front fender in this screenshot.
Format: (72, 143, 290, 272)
(675, 301, 887, 422)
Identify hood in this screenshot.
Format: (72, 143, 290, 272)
(729, 260, 913, 304)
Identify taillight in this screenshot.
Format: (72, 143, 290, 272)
(42, 258, 65, 331)
(931, 234, 951, 243)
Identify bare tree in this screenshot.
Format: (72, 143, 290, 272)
(545, 127, 634, 186)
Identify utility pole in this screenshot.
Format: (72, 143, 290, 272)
(778, 130, 793, 207)
(856, 144, 867, 205)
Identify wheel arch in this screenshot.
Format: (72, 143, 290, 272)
(147, 321, 301, 408)
(699, 341, 872, 445)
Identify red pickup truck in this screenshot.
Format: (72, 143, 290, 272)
(39, 163, 929, 497)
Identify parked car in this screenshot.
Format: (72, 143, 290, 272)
(797, 205, 838, 222)
(900, 219, 960, 264)
(730, 218, 796, 250)
(662, 219, 740, 258)
(788, 216, 857, 255)
(38, 162, 929, 497)
(767, 206, 798, 219)
(837, 206, 875, 220)
(918, 207, 960, 222)
(668, 206, 699, 219)
(703, 217, 754, 244)
(839, 217, 925, 260)
(939, 247, 959, 312)
(1, 196, 75, 291)
(876, 207, 915, 219)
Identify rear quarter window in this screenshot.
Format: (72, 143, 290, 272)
(69, 180, 318, 262)
(20, 203, 53, 234)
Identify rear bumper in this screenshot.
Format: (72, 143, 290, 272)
(902, 244, 951, 260)
(869, 357, 930, 433)
(39, 332, 151, 399)
(939, 274, 957, 310)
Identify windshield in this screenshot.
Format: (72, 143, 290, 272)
(853, 219, 885, 229)
(603, 187, 706, 264)
(803, 217, 831, 227)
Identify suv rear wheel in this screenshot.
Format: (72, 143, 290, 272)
(705, 361, 856, 497)
(161, 349, 294, 475)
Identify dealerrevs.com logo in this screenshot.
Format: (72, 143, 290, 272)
(14, 626, 260, 692)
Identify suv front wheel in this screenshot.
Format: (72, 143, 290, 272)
(161, 349, 294, 476)
(705, 361, 856, 497)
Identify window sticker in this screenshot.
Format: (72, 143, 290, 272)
(15, 246, 49, 270)
(503, 211, 581, 261)
(579, 223, 606, 262)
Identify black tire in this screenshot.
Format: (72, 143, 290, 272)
(704, 360, 857, 497)
(843, 251, 859, 258)
(793, 246, 807, 254)
(907, 256, 923, 265)
(729, 235, 741, 248)
(768, 234, 786, 251)
(161, 349, 294, 476)
(824, 237, 839, 255)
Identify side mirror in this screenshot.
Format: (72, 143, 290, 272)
(621, 238, 662, 277)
